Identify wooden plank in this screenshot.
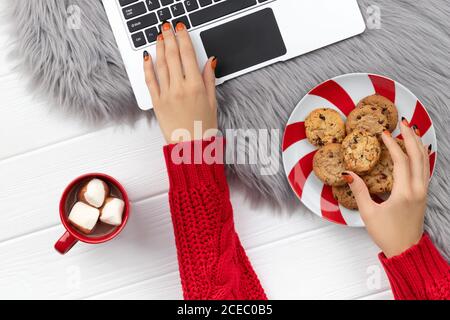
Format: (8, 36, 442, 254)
(0, 118, 168, 241)
(0, 73, 96, 160)
(0, 194, 175, 299)
(358, 290, 394, 300)
(0, 187, 385, 299)
(232, 190, 330, 247)
(88, 272, 183, 300)
(247, 227, 390, 299)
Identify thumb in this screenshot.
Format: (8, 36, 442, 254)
(203, 57, 217, 108)
(342, 172, 374, 214)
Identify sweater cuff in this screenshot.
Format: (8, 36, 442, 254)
(163, 137, 227, 190)
(379, 234, 449, 299)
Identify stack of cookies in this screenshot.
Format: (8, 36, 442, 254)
(306, 94, 402, 210)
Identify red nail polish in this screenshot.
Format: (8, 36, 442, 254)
(175, 21, 185, 32)
(342, 173, 354, 184)
(383, 130, 392, 137)
(162, 22, 171, 32)
(211, 57, 217, 70)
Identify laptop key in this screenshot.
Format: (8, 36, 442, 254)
(190, 0, 257, 27)
(157, 7, 172, 22)
(127, 12, 158, 33)
(123, 2, 147, 20)
(145, 27, 159, 43)
(161, 0, 174, 5)
(171, 3, 185, 17)
(184, 0, 199, 12)
(172, 16, 191, 29)
(198, 0, 212, 7)
(131, 31, 147, 47)
(145, 0, 161, 11)
(119, 0, 139, 7)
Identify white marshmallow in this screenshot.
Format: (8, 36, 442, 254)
(100, 198, 125, 226)
(68, 202, 100, 234)
(84, 179, 107, 208)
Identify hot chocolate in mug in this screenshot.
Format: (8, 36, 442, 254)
(54, 173, 130, 254)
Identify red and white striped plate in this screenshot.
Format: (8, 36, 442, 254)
(282, 73, 437, 227)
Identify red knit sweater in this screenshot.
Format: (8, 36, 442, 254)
(164, 139, 449, 300)
(380, 234, 450, 300)
(164, 138, 267, 300)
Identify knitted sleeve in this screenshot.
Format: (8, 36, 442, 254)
(379, 234, 450, 300)
(163, 138, 267, 300)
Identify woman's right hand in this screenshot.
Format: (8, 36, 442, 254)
(343, 119, 431, 258)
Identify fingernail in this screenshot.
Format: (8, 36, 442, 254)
(401, 117, 409, 126)
(143, 50, 149, 61)
(383, 130, 392, 137)
(412, 125, 420, 136)
(162, 22, 171, 31)
(157, 32, 164, 41)
(175, 21, 185, 32)
(342, 172, 354, 184)
(428, 145, 432, 154)
(211, 57, 217, 70)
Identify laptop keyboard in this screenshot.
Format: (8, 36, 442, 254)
(118, 0, 275, 49)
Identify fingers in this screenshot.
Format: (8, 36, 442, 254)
(407, 118, 424, 144)
(161, 22, 184, 85)
(400, 118, 424, 187)
(411, 124, 423, 147)
(381, 131, 410, 193)
(342, 172, 374, 214)
(155, 33, 169, 91)
(412, 125, 431, 183)
(202, 57, 218, 108)
(143, 50, 160, 105)
(424, 145, 431, 183)
(175, 22, 202, 81)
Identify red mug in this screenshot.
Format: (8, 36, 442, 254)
(54, 173, 130, 254)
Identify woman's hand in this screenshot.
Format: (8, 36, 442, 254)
(143, 22, 218, 144)
(343, 120, 431, 258)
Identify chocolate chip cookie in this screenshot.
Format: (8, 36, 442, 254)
(305, 108, 346, 147)
(332, 185, 358, 210)
(342, 129, 381, 175)
(313, 143, 347, 186)
(357, 94, 399, 132)
(363, 139, 406, 194)
(346, 105, 389, 137)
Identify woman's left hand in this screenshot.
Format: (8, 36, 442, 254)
(344, 121, 431, 258)
(143, 22, 218, 144)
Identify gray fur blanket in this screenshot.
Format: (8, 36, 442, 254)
(6, 0, 450, 259)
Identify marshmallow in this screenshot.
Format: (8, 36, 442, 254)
(78, 179, 110, 208)
(100, 197, 125, 226)
(68, 202, 100, 234)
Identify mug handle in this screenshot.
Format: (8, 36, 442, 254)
(54, 231, 78, 254)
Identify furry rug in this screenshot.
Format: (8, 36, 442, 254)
(6, 0, 450, 259)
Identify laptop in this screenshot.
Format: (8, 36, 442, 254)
(103, 0, 366, 110)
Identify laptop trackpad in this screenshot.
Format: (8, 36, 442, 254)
(200, 8, 287, 78)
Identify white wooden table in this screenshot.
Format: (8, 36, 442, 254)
(0, 8, 393, 300)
